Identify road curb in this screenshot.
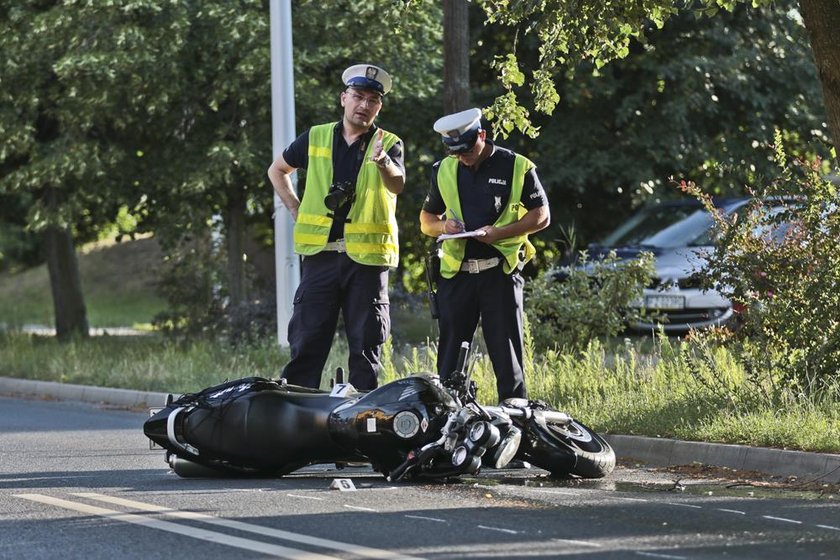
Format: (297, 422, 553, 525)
(2, 376, 838, 484)
(0, 376, 170, 410)
(605, 434, 840, 484)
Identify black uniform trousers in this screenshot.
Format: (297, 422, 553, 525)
(282, 250, 390, 390)
(436, 264, 527, 401)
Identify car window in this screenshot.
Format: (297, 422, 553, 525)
(747, 205, 795, 244)
(598, 199, 798, 250)
(644, 210, 716, 247)
(600, 205, 702, 247)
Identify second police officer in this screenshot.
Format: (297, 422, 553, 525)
(419, 108, 550, 401)
(268, 64, 405, 391)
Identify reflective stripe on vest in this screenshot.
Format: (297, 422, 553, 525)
(293, 123, 401, 267)
(436, 154, 536, 278)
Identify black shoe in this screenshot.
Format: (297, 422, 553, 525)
(505, 459, 531, 469)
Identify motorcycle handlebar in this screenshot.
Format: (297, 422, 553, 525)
(455, 341, 469, 374)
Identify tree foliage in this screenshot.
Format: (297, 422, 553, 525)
(477, 0, 840, 155)
(0, 0, 193, 336)
(469, 2, 828, 244)
(0, 1, 174, 237)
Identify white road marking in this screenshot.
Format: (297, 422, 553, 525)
(477, 525, 519, 535)
(762, 515, 802, 524)
(635, 552, 687, 559)
(142, 488, 279, 495)
(716, 508, 746, 515)
(344, 504, 377, 512)
(2, 475, 99, 483)
(16, 493, 339, 560)
(551, 538, 602, 547)
(666, 502, 702, 509)
(817, 524, 840, 531)
(527, 489, 579, 496)
(73, 492, 424, 560)
(614, 496, 650, 502)
(404, 515, 447, 523)
(287, 493, 325, 500)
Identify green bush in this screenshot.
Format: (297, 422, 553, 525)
(525, 250, 655, 351)
(681, 134, 840, 395)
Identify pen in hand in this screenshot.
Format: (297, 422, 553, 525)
(446, 211, 466, 234)
(444, 217, 465, 234)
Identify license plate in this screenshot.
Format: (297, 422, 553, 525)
(645, 295, 685, 310)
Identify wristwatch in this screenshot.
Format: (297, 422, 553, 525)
(376, 154, 392, 169)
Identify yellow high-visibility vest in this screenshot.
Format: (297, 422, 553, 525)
(294, 122, 401, 267)
(436, 154, 536, 278)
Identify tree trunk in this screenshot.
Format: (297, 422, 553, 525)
(799, 0, 840, 155)
(443, 0, 471, 113)
(44, 189, 89, 341)
(226, 189, 247, 306)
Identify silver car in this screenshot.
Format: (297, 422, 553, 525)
(586, 198, 786, 333)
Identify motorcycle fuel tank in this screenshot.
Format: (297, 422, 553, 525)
(329, 374, 456, 467)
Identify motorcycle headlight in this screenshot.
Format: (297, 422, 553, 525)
(468, 421, 500, 447)
(451, 445, 469, 466)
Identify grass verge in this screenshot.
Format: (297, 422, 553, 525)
(0, 236, 167, 328)
(0, 331, 837, 454)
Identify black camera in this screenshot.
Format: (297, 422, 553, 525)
(324, 181, 355, 211)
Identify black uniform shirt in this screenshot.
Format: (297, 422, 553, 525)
(283, 122, 405, 241)
(423, 143, 547, 259)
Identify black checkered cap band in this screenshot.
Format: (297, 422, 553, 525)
(442, 127, 479, 153)
(346, 76, 385, 95)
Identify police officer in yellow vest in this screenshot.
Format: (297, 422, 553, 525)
(267, 64, 405, 390)
(420, 108, 549, 400)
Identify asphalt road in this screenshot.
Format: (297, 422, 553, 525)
(1, 395, 838, 559)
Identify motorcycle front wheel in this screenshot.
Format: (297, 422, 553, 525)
(520, 416, 616, 479)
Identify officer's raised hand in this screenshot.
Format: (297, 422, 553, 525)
(369, 128, 404, 194)
(370, 129, 389, 167)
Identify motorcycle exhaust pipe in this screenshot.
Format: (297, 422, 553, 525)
(169, 456, 232, 478)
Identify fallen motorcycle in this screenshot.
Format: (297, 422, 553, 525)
(143, 342, 615, 481)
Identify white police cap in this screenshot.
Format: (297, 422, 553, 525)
(433, 108, 483, 153)
(342, 64, 392, 96)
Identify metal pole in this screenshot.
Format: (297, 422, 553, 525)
(270, 0, 299, 347)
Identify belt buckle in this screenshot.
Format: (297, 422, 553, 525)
(332, 239, 346, 253)
(466, 260, 480, 274)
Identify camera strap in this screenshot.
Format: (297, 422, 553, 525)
(330, 128, 370, 221)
